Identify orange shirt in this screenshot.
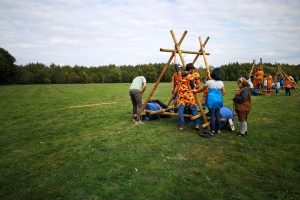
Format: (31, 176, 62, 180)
(172, 72, 181, 92)
(177, 74, 196, 106)
(267, 75, 273, 89)
(284, 77, 292, 88)
(256, 70, 264, 84)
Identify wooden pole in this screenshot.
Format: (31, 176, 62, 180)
(160, 48, 210, 55)
(199, 37, 210, 76)
(142, 30, 188, 111)
(192, 37, 210, 65)
(171, 30, 186, 69)
(148, 106, 175, 115)
(278, 66, 300, 94)
(248, 59, 256, 78)
(167, 84, 179, 106)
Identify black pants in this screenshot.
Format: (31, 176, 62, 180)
(129, 89, 143, 121)
(285, 88, 291, 96)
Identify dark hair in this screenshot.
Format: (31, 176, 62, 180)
(211, 68, 221, 80)
(185, 63, 195, 71)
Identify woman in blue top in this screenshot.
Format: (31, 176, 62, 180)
(195, 68, 225, 135)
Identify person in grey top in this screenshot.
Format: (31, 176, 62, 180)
(129, 76, 147, 125)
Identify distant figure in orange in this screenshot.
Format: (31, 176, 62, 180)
(284, 75, 292, 96)
(252, 68, 259, 89)
(267, 74, 273, 94)
(255, 67, 264, 89)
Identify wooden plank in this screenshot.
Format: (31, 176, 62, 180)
(160, 48, 210, 55)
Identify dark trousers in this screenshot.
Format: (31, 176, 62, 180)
(209, 108, 220, 132)
(129, 89, 143, 121)
(285, 88, 291, 96)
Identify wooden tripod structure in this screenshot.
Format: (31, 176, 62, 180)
(276, 66, 300, 94)
(141, 30, 211, 129)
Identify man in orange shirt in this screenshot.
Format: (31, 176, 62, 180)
(255, 67, 264, 89)
(267, 74, 273, 94)
(284, 75, 292, 96)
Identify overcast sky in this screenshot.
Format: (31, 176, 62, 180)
(1, 0, 300, 67)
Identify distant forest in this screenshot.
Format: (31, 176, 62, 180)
(1, 47, 299, 84)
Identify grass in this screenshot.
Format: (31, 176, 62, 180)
(0, 82, 299, 200)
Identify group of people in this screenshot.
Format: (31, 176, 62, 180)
(250, 67, 295, 96)
(129, 63, 252, 137)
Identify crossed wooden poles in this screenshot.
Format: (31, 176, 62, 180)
(141, 30, 211, 129)
(276, 66, 300, 94)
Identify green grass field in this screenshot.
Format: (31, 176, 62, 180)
(0, 82, 300, 200)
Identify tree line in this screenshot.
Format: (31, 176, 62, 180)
(1, 47, 299, 85)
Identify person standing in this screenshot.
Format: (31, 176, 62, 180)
(267, 74, 273, 95)
(275, 77, 280, 95)
(129, 76, 147, 125)
(233, 77, 252, 137)
(177, 63, 200, 130)
(195, 68, 225, 136)
(284, 75, 292, 96)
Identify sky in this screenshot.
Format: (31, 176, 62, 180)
(1, 0, 300, 68)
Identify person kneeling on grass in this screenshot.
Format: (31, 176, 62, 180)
(233, 77, 252, 137)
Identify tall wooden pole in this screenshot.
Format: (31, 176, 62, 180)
(192, 37, 210, 65)
(248, 59, 256, 78)
(142, 30, 188, 111)
(171, 30, 186, 69)
(199, 37, 210, 76)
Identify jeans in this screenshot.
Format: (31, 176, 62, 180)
(209, 108, 220, 132)
(178, 104, 200, 127)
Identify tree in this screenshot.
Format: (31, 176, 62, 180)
(0, 47, 17, 84)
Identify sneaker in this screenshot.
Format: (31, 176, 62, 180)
(135, 121, 145, 125)
(178, 126, 184, 130)
(217, 130, 221, 134)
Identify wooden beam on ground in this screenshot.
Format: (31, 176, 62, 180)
(148, 106, 175, 115)
(159, 112, 194, 118)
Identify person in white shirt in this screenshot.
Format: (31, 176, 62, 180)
(195, 68, 225, 136)
(129, 76, 147, 125)
(274, 76, 280, 95)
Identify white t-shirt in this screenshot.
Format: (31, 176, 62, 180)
(247, 79, 254, 89)
(205, 80, 224, 89)
(130, 76, 146, 91)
